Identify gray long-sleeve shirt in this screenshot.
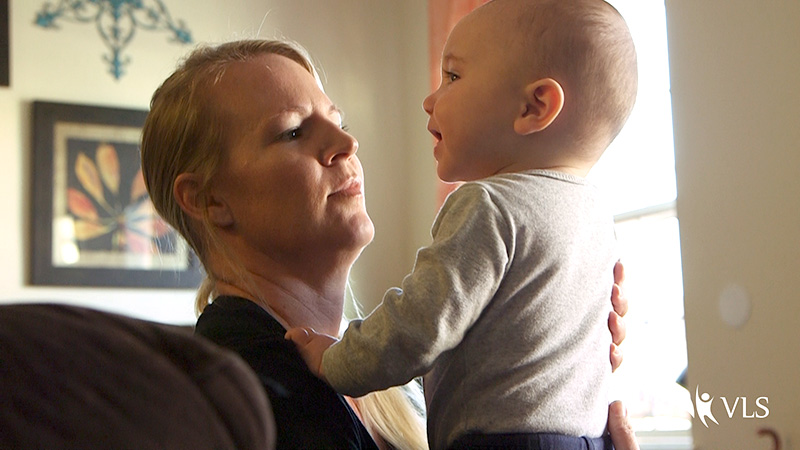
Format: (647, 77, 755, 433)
(324, 169, 617, 449)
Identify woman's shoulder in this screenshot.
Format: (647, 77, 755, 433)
(196, 297, 275, 338)
(195, 296, 378, 449)
(195, 296, 294, 365)
(195, 296, 336, 394)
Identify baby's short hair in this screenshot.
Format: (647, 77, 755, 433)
(510, 0, 638, 148)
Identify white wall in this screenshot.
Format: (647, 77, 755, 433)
(1, 1, 434, 324)
(667, 0, 800, 446)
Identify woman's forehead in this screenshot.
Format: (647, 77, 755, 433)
(214, 53, 328, 111)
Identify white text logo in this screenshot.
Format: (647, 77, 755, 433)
(689, 385, 769, 428)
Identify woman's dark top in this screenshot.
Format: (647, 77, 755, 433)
(195, 296, 378, 449)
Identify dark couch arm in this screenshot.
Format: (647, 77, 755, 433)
(0, 303, 275, 449)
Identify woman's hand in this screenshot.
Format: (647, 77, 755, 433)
(607, 262, 639, 448)
(285, 327, 338, 382)
(609, 260, 628, 372)
(608, 401, 639, 449)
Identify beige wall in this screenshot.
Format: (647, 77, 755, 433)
(257, 1, 437, 317)
(667, 0, 800, 446)
(0, 1, 434, 323)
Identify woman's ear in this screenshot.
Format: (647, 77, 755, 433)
(514, 78, 565, 135)
(173, 173, 234, 227)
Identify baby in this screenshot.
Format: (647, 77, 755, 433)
(288, 0, 637, 448)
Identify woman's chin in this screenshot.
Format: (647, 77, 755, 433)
(330, 213, 374, 256)
(352, 215, 376, 249)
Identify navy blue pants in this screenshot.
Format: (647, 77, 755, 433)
(448, 432, 613, 450)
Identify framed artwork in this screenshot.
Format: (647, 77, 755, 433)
(29, 101, 203, 288)
(1, 0, 8, 86)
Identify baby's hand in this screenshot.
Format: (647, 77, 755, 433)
(284, 327, 338, 381)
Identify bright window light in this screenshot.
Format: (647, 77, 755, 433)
(588, 0, 693, 442)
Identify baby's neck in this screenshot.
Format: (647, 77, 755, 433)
(534, 164, 590, 178)
(480, 135, 600, 181)
(491, 159, 592, 179)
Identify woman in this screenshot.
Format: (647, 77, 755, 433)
(141, 39, 636, 449)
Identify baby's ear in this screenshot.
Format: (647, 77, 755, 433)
(514, 78, 565, 135)
(174, 173, 234, 227)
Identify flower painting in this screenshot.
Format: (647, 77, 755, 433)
(66, 141, 172, 255)
(31, 101, 202, 288)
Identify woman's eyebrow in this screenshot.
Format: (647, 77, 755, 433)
(278, 105, 311, 116)
(272, 104, 341, 118)
(260, 102, 343, 125)
(260, 106, 307, 125)
(330, 104, 345, 117)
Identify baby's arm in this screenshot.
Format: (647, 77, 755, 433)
(285, 327, 338, 382)
(320, 184, 511, 398)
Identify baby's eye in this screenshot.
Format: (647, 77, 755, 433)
(444, 71, 459, 83)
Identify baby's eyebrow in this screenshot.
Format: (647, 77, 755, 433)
(441, 53, 466, 66)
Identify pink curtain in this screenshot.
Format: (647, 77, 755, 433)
(428, 0, 490, 207)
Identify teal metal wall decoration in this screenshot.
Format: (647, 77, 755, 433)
(34, 0, 193, 80)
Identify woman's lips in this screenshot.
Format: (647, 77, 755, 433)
(330, 178, 363, 197)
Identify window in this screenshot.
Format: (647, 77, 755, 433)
(588, 1, 693, 447)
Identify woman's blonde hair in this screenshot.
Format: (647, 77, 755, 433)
(141, 39, 316, 314)
(140, 39, 427, 449)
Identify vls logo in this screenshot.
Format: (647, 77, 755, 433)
(689, 385, 770, 428)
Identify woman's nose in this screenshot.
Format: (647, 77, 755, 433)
(322, 126, 358, 166)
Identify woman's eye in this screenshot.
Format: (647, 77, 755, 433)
(284, 127, 303, 140)
(341, 124, 350, 133)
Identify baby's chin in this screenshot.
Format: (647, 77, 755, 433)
(435, 164, 462, 184)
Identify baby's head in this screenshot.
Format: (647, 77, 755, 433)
(424, 0, 637, 181)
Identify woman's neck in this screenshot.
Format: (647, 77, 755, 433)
(211, 255, 350, 336)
